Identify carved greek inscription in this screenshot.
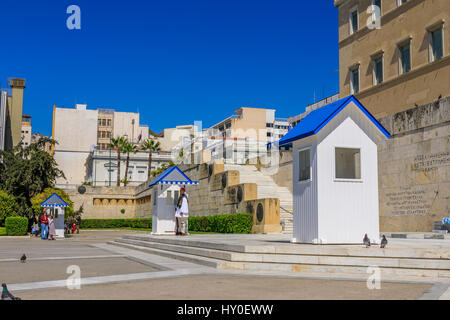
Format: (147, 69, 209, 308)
(385, 187, 432, 215)
(413, 152, 450, 172)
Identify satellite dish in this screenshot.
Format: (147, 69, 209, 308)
(78, 185, 86, 194)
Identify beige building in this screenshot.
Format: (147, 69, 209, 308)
(152, 124, 198, 152)
(21, 114, 32, 147)
(53, 104, 150, 187)
(335, 0, 449, 117)
(210, 107, 289, 142)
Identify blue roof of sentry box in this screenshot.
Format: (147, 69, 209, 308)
(41, 193, 69, 208)
(278, 95, 390, 146)
(149, 166, 198, 187)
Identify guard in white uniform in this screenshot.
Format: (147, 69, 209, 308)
(175, 188, 189, 236)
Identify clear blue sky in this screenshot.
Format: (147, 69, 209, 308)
(0, 0, 339, 136)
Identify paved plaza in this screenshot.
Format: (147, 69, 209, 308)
(1, 231, 449, 300)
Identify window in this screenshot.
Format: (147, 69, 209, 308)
(349, 8, 358, 35)
(166, 190, 172, 205)
(107, 119, 111, 126)
(373, 56, 383, 85)
(335, 148, 361, 180)
(399, 43, 411, 74)
(266, 123, 274, 128)
(267, 132, 272, 137)
(101, 119, 106, 126)
(350, 66, 360, 94)
(173, 190, 179, 206)
(398, 0, 408, 6)
(298, 149, 311, 182)
(430, 27, 443, 62)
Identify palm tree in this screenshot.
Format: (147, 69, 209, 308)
(109, 136, 126, 186)
(122, 140, 138, 186)
(141, 139, 161, 180)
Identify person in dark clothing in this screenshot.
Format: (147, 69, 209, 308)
(75, 214, 81, 234)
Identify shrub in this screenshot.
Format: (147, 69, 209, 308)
(5, 217, 29, 236)
(80, 218, 152, 229)
(0, 190, 19, 226)
(31, 188, 74, 217)
(189, 214, 252, 234)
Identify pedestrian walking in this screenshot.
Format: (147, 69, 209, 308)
(40, 210, 49, 240)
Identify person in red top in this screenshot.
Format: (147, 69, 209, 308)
(40, 209, 49, 240)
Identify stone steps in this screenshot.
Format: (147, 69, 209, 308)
(224, 164, 293, 232)
(108, 235, 450, 280)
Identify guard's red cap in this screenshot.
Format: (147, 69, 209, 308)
(180, 188, 186, 192)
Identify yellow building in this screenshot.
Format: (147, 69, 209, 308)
(335, 0, 449, 117)
(4, 78, 26, 150)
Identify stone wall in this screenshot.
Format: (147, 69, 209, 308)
(378, 97, 450, 232)
(269, 151, 293, 193)
(67, 185, 153, 219)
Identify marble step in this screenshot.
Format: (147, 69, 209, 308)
(110, 237, 450, 279)
(121, 235, 450, 259)
(112, 238, 450, 271)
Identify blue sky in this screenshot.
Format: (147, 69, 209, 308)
(0, 0, 339, 136)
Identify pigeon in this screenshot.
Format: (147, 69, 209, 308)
(20, 254, 26, 263)
(1, 283, 21, 300)
(363, 234, 371, 248)
(438, 94, 442, 100)
(380, 235, 388, 249)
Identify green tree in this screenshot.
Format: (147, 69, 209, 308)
(122, 140, 138, 186)
(109, 136, 127, 186)
(30, 187, 74, 217)
(141, 138, 161, 180)
(0, 190, 19, 225)
(150, 161, 175, 177)
(0, 137, 64, 217)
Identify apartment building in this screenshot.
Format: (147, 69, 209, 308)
(193, 107, 290, 164)
(152, 124, 199, 152)
(21, 114, 32, 147)
(335, 0, 449, 117)
(53, 104, 152, 187)
(209, 107, 289, 142)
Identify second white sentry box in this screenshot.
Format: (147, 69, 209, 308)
(279, 96, 390, 244)
(149, 166, 198, 235)
(41, 193, 69, 238)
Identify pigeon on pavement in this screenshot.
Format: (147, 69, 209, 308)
(20, 254, 26, 263)
(380, 235, 388, 248)
(363, 234, 371, 248)
(1, 283, 21, 300)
